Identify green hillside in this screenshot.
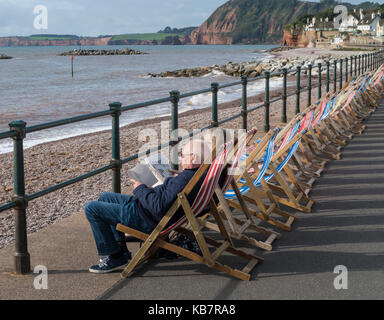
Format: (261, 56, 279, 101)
(110, 33, 183, 41)
(206, 0, 382, 44)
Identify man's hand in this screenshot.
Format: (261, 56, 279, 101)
(130, 179, 142, 189)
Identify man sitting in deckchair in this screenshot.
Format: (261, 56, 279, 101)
(85, 139, 211, 273)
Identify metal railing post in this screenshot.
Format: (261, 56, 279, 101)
(9, 120, 30, 275)
(308, 64, 312, 107)
(326, 61, 330, 93)
(333, 60, 337, 93)
(318, 62, 322, 100)
(170, 90, 180, 170)
(296, 66, 301, 114)
(211, 82, 219, 128)
(359, 55, 361, 75)
(339, 59, 343, 91)
(350, 56, 353, 78)
(109, 102, 122, 194)
(241, 76, 248, 130)
(345, 57, 348, 82)
(354, 55, 357, 77)
(264, 71, 270, 132)
(282, 68, 287, 123)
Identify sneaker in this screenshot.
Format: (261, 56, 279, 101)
(90, 252, 131, 274)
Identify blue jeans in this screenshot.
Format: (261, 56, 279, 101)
(84, 192, 152, 256)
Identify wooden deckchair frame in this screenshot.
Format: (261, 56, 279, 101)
(198, 129, 282, 250)
(223, 128, 297, 232)
(117, 138, 263, 281)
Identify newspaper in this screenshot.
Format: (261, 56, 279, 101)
(128, 154, 173, 187)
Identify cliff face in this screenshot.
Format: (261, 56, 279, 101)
(188, 0, 336, 44)
(187, 4, 237, 44)
(108, 36, 183, 46)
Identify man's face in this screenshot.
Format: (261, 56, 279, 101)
(180, 143, 198, 170)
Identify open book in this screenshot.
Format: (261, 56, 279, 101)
(128, 154, 173, 187)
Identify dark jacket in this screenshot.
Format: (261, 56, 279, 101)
(133, 166, 228, 231)
(133, 168, 201, 230)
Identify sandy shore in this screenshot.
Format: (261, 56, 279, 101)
(270, 47, 371, 59)
(0, 47, 361, 249)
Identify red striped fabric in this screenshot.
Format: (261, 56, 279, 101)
(160, 141, 233, 235)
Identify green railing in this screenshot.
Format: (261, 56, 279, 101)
(1, 50, 384, 274)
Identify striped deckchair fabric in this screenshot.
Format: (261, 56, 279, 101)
(198, 128, 282, 251)
(224, 128, 297, 230)
(117, 137, 263, 281)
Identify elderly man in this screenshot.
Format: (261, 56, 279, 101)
(85, 139, 211, 273)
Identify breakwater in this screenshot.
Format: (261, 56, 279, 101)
(59, 48, 148, 56)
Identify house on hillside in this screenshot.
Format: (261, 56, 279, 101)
(338, 9, 360, 32)
(357, 11, 383, 35)
(305, 17, 335, 31)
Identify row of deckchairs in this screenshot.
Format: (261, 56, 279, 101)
(116, 65, 384, 281)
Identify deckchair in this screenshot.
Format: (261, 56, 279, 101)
(197, 129, 282, 250)
(228, 122, 314, 214)
(262, 123, 316, 213)
(223, 128, 297, 231)
(331, 84, 367, 136)
(117, 140, 263, 281)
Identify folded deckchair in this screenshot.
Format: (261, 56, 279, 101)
(262, 123, 316, 213)
(117, 139, 263, 281)
(223, 128, 297, 232)
(198, 128, 282, 250)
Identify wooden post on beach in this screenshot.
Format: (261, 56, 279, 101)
(295, 66, 301, 114)
(71, 55, 74, 78)
(170, 90, 180, 170)
(264, 71, 270, 132)
(8, 120, 30, 275)
(109, 102, 122, 194)
(241, 76, 248, 130)
(282, 68, 287, 123)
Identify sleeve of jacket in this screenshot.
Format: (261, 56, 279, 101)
(132, 172, 192, 222)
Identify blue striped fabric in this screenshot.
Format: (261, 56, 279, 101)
(224, 129, 279, 200)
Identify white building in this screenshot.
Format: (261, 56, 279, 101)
(338, 11, 360, 32)
(357, 11, 382, 35)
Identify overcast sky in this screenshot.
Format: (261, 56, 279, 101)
(0, 0, 383, 37)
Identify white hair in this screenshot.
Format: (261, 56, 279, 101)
(182, 138, 211, 165)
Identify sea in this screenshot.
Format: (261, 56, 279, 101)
(0, 44, 281, 154)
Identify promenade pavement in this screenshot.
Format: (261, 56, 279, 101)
(1, 99, 384, 300)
